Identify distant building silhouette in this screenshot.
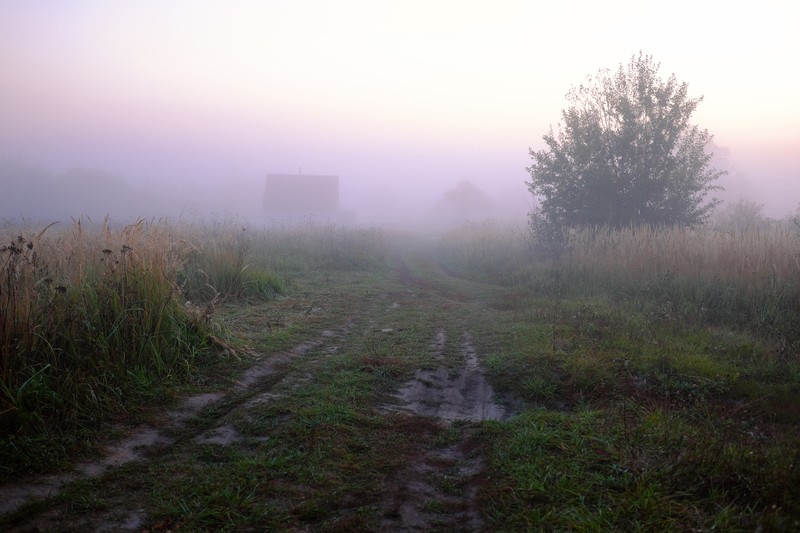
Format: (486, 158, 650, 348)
(263, 173, 353, 223)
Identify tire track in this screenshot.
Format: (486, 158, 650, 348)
(389, 330, 506, 423)
(381, 328, 506, 532)
(0, 321, 354, 519)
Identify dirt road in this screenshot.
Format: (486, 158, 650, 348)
(1, 251, 514, 531)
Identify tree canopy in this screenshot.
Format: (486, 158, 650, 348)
(526, 53, 724, 231)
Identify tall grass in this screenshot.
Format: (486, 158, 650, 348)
(246, 222, 389, 274)
(176, 219, 285, 303)
(569, 225, 799, 290)
(1, 219, 211, 454)
(565, 225, 800, 344)
(175, 218, 388, 300)
(0, 216, 389, 475)
(438, 221, 537, 285)
(439, 221, 800, 345)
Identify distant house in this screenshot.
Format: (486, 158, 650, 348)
(263, 173, 339, 216)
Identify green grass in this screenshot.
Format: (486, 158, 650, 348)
(438, 223, 800, 531)
(2, 219, 799, 531)
(0, 217, 389, 477)
(0, 219, 218, 474)
(440, 221, 800, 346)
(479, 403, 799, 531)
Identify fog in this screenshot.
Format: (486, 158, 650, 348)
(1, 1, 798, 229)
(0, 140, 533, 231)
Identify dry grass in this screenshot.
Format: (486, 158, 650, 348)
(568, 225, 800, 293)
(0, 218, 210, 452)
(562, 225, 800, 343)
(439, 221, 800, 345)
(0, 216, 390, 474)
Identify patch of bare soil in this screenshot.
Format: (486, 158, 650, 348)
(389, 330, 506, 423)
(380, 432, 486, 532)
(381, 329, 506, 531)
(0, 322, 353, 523)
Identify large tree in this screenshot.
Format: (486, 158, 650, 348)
(527, 53, 724, 230)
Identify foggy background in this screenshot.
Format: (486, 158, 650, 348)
(1, 1, 798, 228)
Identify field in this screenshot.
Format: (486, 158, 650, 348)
(1, 218, 799, 531)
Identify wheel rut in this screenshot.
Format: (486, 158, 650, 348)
(0, 321, 354, 521)
(2, 251, 513, 531)
(388, 330, 506, 423)
(381, 327, 507, 532)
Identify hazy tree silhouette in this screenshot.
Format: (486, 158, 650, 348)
(439, 180, 493, 220)
(527, 53, 724, 241)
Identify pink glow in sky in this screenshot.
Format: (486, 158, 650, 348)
(1, 0, 798, 222)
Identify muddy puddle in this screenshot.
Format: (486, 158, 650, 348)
(380, 328, 506, 531)
(389, 330, 506, 423)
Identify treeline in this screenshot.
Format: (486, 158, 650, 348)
(0, 160, 161, 223)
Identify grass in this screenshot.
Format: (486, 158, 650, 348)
(470, 290, 800, 530)
(176, 219, 285, 303)
(440, 221, 800, 347)
(0, 218, 218, 472)
(1, 218, 799, 531)
(0, 216, 389, 477)
(439, 221, 800, 530)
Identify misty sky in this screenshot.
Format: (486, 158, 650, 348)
(1, 0, 798, 222)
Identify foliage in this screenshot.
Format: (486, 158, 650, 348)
(712, 197, 770, 232)
(2, 224, 799, 530)
(0, 159, 151, 222)
(437, 180, 494, 220)
(247, 222, 389, 274)
(527, 53, 724, 236)
(0, 217, 389, 475)
(437, 220, 537, 284)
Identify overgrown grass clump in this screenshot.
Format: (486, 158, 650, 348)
(440, 220, 800, 528)
(176, 219, 388, 299)
(0, 219, 213, 472)
(438, 221, 536, 286)
(176, 219, 286, 303)
(565, 225, 800, 344)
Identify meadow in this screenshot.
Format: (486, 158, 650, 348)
(1, 217, 798, 531)
(0, 217, 386, 471)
